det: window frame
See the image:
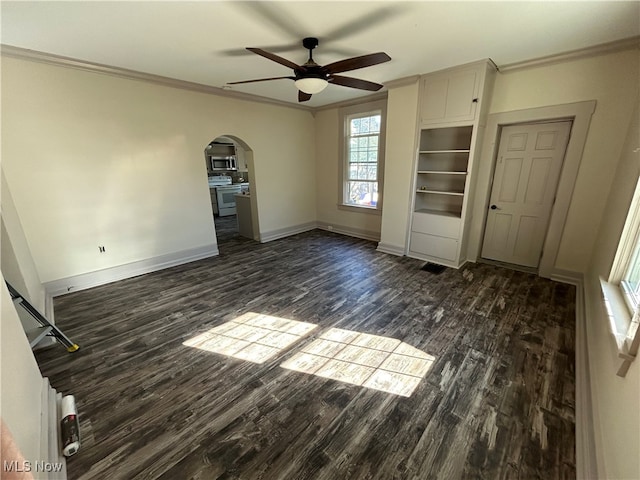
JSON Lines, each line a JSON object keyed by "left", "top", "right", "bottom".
{"left": 605, "top": 174, "right": 640, "bottom": 376}
{"left": 338, "top": 100, "right": 387, "bottom": 214}
{"left": 610, "top": 176, "right": 640, "bottom": 311}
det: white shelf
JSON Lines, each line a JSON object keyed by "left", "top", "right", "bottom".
{"left": 419, "top": 149, "right": 471, "bottom": 154}
{"left": 416, "top": 189, "right": 464, "bottom": 196}
{"left": 417, "top": 170, "right": 467, "bottom": 175}
{"left": 414, "top": 208, "right": 462, "bottom": 218}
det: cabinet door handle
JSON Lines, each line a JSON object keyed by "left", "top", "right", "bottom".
{"left": 472, "top": 98, "right": 479, "bottom": 103}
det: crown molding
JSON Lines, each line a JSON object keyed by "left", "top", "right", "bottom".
{"left": 384, "top": 75, "right": 420, "bottom": 89}
{"left": 313, "top": 91, "right": 388, "bottom": 113}
{"left": 498, "top": 35, "right": 640, "bottom": 72}
{"left": 0, "top": 44, "right": 313, "bottom": 112}
{"left": 4, "top": 36, "right": 638, "bottom": 112}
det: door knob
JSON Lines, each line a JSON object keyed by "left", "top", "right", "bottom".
{"left": 490, "top": 205, "right": 498, "bottom": 210}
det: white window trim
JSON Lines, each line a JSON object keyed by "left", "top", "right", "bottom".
{"left": 338, "top": 99, "right": 387, "bottom": 214}
{"left": 601, "top": 175, "right": 640, "bottom": 377}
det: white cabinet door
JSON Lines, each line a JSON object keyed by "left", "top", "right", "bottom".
{"left": 236, "top": 147, "right": 248, "bottom": 172}
{"left": 419, "top": 67, "right": 479, "bottom": 125}
{"left": 410, "top": 232, "right": 458, "bottom": 261}
{"left": 481, "top": 121, "right": 572, "bottom": 268}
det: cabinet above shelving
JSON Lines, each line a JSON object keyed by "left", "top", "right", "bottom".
{"left": 419, "top": 65, "right": 481, "bottom": 126}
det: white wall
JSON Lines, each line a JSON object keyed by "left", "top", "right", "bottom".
{"left": 0, "top": 274, "right": 44, "bottom": 467}
{"left": 486, "top": 48, "right": 639, "bottom": 273}
{"left": 1, "top": 56, "right": 316, "bottom": 285}
{"left": 378, "top": 81, "right": 419, "bottom": 253}
{"left": 584, "top": 98, "right": 639, "bottom": 480}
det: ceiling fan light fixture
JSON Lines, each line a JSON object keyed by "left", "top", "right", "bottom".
{"left": 295, "top": 77, "right": 328, "bottom": 94}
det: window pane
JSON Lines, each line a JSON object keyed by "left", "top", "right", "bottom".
{"left": 360, "top": 116, "right": 370, "bottom": 133}
{"left": 370, "top": 115, "right": 380, "bottom": 133}
{"left": 350, "top": 118, "right": 361, "bottom": 135}
{"left": 346, "top": 181, "right": 378, "bottom": 207}
{"left": 623, "top": 239, "right": 640, "bottom": 307}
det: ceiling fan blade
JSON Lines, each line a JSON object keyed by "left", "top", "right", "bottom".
{"left": 221, "top": 44, "right": 299, "bottom": 57}
{"left": 247, "top": 48, "right": 306, "bottom": 72}
{"left": 329, "top": 75, "right": 384, "bottom": 92}
{"left": 227, "top": 76, "right": 295, "bottom": 85}
{"left": 298, "top": 91, "right": 312, "bottom": 102}
{"left": 324, "top": 52, "right": 391, "bottom": 74}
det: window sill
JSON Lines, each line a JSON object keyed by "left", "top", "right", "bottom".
{"left": 338, "top": 204, "right": 382, "bottom": 216}
{"left": 600, "top": 277, "right": 640, "bottom": 377}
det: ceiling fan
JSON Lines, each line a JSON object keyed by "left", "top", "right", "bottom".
{"left": 227, "top": 37, "right": 391, "bottom": 102}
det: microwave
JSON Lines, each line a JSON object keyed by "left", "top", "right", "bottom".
{"left": 209, "top": 157, "right": 237, "bottom": 171}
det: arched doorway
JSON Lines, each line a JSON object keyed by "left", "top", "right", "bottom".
{"left": 204, "top": 135, "right": 259, "bottom": 247}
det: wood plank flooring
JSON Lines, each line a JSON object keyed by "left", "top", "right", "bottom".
{"left": 35, "top": 230, "right": 576, "bottom": 479}
{"left": 214, "top": 214, "right": 239, "bottom": 244}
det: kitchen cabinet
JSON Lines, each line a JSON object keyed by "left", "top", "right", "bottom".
{"left": 235, "top": 147, "right": 248, "bottom": 172}
{"left": 408, "top": 60, "right": 496, "bottom": 267}
{"left": 235, "top": 194, "right": 253, "bottom": 239}
{"left": 206, "top": 143, "right": 237, "bottom": 173}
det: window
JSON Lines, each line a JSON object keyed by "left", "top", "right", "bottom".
{"left": 611, "top": 175, "right": 640, "bottom": 313}
{"left": 620, "top": 225, "right": 640, "bottom": 313}
{"left": 605, "top": 174, "right": 640, "bottom": 376}
{"left": 340, "top": 100, "right": 386, "bottom": 211}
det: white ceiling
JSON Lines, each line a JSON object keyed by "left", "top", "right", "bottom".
{"left": 2, "top": 1, "right": 639, "bottom": 108}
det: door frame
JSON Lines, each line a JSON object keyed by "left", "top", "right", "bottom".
{"left": 467, "top": 100, "right": 596, "bottom": 278}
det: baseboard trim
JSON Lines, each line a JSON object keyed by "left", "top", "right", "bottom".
{"left": 376, "top": 242, "right": 406, "bottom": 256}
{"left": 44, "top": 291, "right": 55, "bottom": 324}
{"left": 259, "top": 222, "right": 317, "bottom": 243}
{"left": 44, "top": 243, "right": 219, "bottom": 297}
{"left": 316, "top": 222, "right": 380, "bottom": 242}
{"left": 549, "top": 268, "right": 584, "bottom": 286}
{"left": 537, "top": 268, "right": 598, "bottom": 477}
{"left": 556, "top": 271, "right": 599, "bottom": 479}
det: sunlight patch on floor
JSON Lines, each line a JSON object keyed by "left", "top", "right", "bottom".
{"left": 183, "top": 312, "right": 317, "bottom": 364}
{"left": 281, "top": 328, "right": 436, "bottom": 397}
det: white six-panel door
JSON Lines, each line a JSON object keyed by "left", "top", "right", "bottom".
{"left": 481, "top": 121, "right": 572, "bottom": 268}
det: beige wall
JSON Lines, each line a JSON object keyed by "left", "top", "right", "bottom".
{"left": 487, "top": 49, "right": 639, "bottom": 273}
{"left": 584, "top": 99, "right": 639, "bottom": 480}
{"left": 0, "top": 275, "right": 44, "bottom": 466}
{"left": 1, "top": 56, "right": 316, "bottom": 284}
{"left": 378, "top": 82, "right": 420, "bottom": 252}
{"left": 1, "top": 171, "right": 46, "bottom": 307}
{"left": 314, "top": 106, "right": 383, "bottom": 239}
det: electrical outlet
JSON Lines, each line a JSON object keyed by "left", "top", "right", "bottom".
{"left": 98, "top": 246, "right": 106, "bottom": 253}
{"left": 327, "top": 225, "right": 334, "bottom": 231}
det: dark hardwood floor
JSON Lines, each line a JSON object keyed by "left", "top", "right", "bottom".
{"left": 35, "top": 230, "right": 576, "bottom": 480}
{"left": 214, "top": 214, "right": 239, "bottom": 244}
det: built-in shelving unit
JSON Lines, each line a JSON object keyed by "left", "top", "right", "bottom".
{"left": 414, "top": 126, "right": 473, "bottom": 218}
{"left": 407, "top": 60, "right": 496, "bottom": 267}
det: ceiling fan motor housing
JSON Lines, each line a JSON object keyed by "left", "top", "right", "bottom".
{"left": 302, "top": 37, "right": 319, "bottom": 51}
